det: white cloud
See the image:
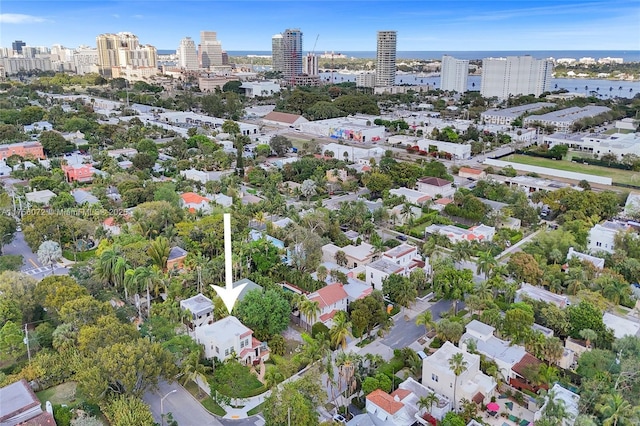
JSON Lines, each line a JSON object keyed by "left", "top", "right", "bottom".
{"left": 0, "top": 13, "right": 48, "bottom": 24}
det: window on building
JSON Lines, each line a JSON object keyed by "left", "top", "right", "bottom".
{"left": 225, "top": 348, "right": 229, "bottom": 356}
{"left": 596, "top": 242, "right": 602, "bottom": 247}
{"left": 215, "top": 346, "right": 219, "bottom": 354}
{"left": 245, "top": 339, "right": 249, "bottom": 347}
{"left": 240, "top": 339, "right": 245, "bottom": 348}
{"left": 432, "top": 374, "right": 438, "bottom": 382}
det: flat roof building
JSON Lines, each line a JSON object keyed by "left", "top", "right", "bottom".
{"left": 440, "top": 55, "right": 469, "bottom": 93}
{"left": 524, "top": 106, "right": 611, "bottom": 132}
{"left": 480, "top": 102, "right": 555, "bottom": 125}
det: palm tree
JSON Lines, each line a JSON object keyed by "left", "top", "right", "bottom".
{"left": 476, "top": 250, "right": 497, "bottom": 279}
{"left": 579, "top": 328, "right": 598, "bottom": 348}
{"left": 329, "top": 311, "right": 352, "bottom": 350}
{"left": 336, "top": 351, "right": 360, "bottom": 398}
{"left": 602, "top": 279, "right": 630, "bottom": 305}
{"left": 113, "top": 256, "right": 131, "bottom": 299}
{"left": 316, "top": 265, "right": 328, "bottom": 283}
{"left": 148, "top": 236, "right": 170, "bottom": 271}
{"left": 536, "top": 364, "right": 559, "bottom": 389}
{"left": 451, "top": 241, "right": 473, "bottom": 265}
{"left": 334, "top": 250, "right": 348, "bottom": 267}
{"left": 95, "top": 246, "right": 120, "bottom": 285}
{"left": 596, "top": 393, "right": 638, "bottom": 426}
{"left": 418, "top": 392, "right": 440, "bottom": 415}
{"left": 449, "top": 352, "right": 468, "bottom": 412}
{"left": 542, "top": 336, "right": 564, "bottom": 366}
{"left": 264, "top": 368, "right": 284, "bottom": 389}
{"left": 401, "top": 202, "right": 413, "bottom": 224}
{"left": 181, "top": 351, "right": 211, "bottom": 397}
{"left": 415, "top": 310, "right": 435, "bottom": 335}
{"left": 299, "top": 299, "right": 320, "bottom": 330}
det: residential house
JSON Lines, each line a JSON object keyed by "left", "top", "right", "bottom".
{"left": 249, "top": 229, "right": 291, "bottom": 265}
{"left": 0, "top": 379, "right": 56, "bottom": 426}
{"left": 422, "top": 341, "right": 496, "bottom": 410}
{"left": 353, "top": 378, "right": 451, "bottom": 426}
{"left": 458, "top": 167, "right": 486, "bottom": 180}
{"left": 534, "top": 384, "right": 580, "bottom": 426}
{"left": 365, "top": 245, "right": 428, "bottom": 291}
{"left": 181, "top": 293, "right": 214, "bottom": 331}
{"left": 167, "top": 246, "right": 188, "bottom": 271}
{"left": 515, "top": 283, "right": 569, "bottom": 309}
{"left": 388, "top": 204, "right": 422, "bottom": 226}
{"left": 271, "top": 217, "right": 294, "bottom": 229}
{"left": 300, "top": 283, "right": 349, "bottom": 327}
{"left": 510, "top": 353, "right": 546, "bottom": 393}
{"left": 107, "top": 148, "right": 138, "bottom": 158}
{"left": 322, "top": 242, "right": 376, "bottom": 268}
{"left": 62, "top": 163, "right": 96, "bottom": 183}
{"left": 459, "top": 320, "right": 527, "bottom": 382}
{"left": 232, "top": 278, "right": 263, "bottom": 302}
{"left": 179, "top": 168, "right": 233, "bottom": 184}
{"left": 566, "top": 247, "right": 605, "bottom": 270}
{"left": 102, "top": 217, "right": 121, "bottom": 236}
{"left": 388, "top": 187, "right": 432, "bottom": 205}
{"left": 415, "top": 177, "right": 455, "bottom": 199}
{"left": 180, "top": 192, "right": 213, "bottom": 214}
{"left": 424, "top": 224, "right": 495, "bottom": 244}
{"left": 23, "top": 121, "right": 53, "bottom": 132}
{"left": 194, "top": 315, "right": 269, "bottom": 365}
{"left": 71, "top": 188, "right": 100, "bottom": 205}
{"left": 587, "top": 221, "right": 630, "bottom": 254}
{"left": 211, "top": 193, "right": 233, "bottom": 208}
{"left": 25, "top": 189, "right": 56, "bottom": 206}
{"left": 0, "top": 160, "right": 11, "bottom": 176}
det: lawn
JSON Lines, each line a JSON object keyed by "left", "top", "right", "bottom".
{"left": 502, "top": 154, "right": 640, "bottom": 186}
{"left": 36, "top": 382, "right": 79, "bottom": 406}
{"left": 246, "top": 402, "right": 265, "bottom": 416}
{"left": 183, "top": 381, "right": 226, "bottom": 416}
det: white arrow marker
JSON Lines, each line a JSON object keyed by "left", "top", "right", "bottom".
{"left": 212, "top": 213, "right": 246, "bottom": 314}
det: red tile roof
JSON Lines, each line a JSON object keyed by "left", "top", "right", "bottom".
{"left": 263, "top": 111, "right": 303, "bottom": 124}
{"left": 181, "top": 192, "right": 210, "bottom": 204}
{"left": 18, "top": 411, "right": 56, "bottom": 425}
{"left": 418, "top": 177, "right": 452, "bottom": 187}
{"left": 390, "top": 388, "right": 412, "bottom": 401}
{"left": 103, "top": 217, "right": 115, "bottom": 226}
{"left": 435, "top": 198, "right": 453, "bottom": 205}
{"left": 472, "top": 392, "right": 485, "bottom": 404}
{"left": 309, "top": 283, "right": 348, "bottom": 309}
{"left": 459, "top": 167, "right": 484, "bottom": 175}
{"left": 512, "top": 353, "right": 543, "bottom": 378}
{"left": 319, "top": 309, "right": 339, "bottom": 322}
{"left": 367, "top": 389, "right": 404, "bottom": 415}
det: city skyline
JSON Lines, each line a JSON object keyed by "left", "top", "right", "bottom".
{"left": 1, "top": 0, "right": 638, "bottom": 52}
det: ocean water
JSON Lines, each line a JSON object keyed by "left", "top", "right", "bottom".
{"left": 320, "top": 73, "right": 640, "bottom": 99}
{"left": 229, "top": 50, "right": 640, "bottom": 62}
{"left": 158, "top": 50, "right": 640, "bottom": 62}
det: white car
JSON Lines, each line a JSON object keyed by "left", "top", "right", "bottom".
{"left": 333, "top": 414, "right": 346, "bottom": 424}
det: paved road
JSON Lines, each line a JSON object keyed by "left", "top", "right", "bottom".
{"left": 144, "top": 381, "right": 265, "bottom": 426}
{"left": 381, "top": 299, "right": 460, "bottom": 349}
{"left": 2, "top": 231, "right": 70, "bottom": 280}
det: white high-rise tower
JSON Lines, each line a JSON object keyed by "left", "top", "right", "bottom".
{"left": 440, "top": 55, "right": 469, "bottom": 93}
{"left": 178, "top": 37, "right": 198, "bottom": 70}
{"left": 200, "top": 31, "right": 223, "bottom": 68}
{"left": 375, "top": 30, "right": 396, "bottom": 87}
{"left": 481, "top": 56, "right": 553, "bottom": 99}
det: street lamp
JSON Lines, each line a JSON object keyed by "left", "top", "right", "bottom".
{"left": 160, "top": 389, "right": 177, "bottom": 426}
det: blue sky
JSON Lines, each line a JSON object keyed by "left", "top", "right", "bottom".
{"left": 1, "top": 0, "right": 639, "bottom": 51}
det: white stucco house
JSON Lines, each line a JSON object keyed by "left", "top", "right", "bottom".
{"left": 194, "top": 315, "right": 269, "bottom": 365}
{"left": 587, "top": 221, "right": 630, "bottom": 254}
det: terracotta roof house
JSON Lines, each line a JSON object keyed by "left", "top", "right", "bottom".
{"left": 301, "top": 283, "right": 349, "bottom": 327}
{"left": 510, "top": 353, "right": 547, "bottom": 393}
{"left": 458, "top": 167, "right": 486, "bottom": 180}
{"left": 62, "top": 163, "right": 96, "bottom": 183}
{"left": 180, "top": 192, "right": 212, "bottom": 214}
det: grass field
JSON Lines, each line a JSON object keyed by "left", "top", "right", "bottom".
{"left": 502, "top": 154, "right": 640, "bottom": 186}
{"left": 183, "top": 381, "right": 226, "bottom": 416}
{"left": 36, "top": 382, "right": 79, "bottom": 406}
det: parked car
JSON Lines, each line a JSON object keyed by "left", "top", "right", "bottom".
{"left": 333, "top": 414, "right": 346, "bottom": 424}
{"left": 396, "top": 234, "right": 408, "bottom": 241}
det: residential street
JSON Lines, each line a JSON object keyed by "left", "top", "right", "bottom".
{"left": 3, "top": 231, "right": 70, "bottom": 279}
{"left": 144, "top": 381, "right": 266, "bottom": 426}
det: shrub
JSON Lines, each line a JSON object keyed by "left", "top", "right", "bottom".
{"left": 311, "top": 322, "right": 330, "bottom": 339}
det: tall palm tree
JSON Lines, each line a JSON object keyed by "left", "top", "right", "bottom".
{"left": 602, "top": 279, "right": 630, "bottom": 305}
{"left": 415, "top": 310, "right": 435, "bottom": 335}
{"left": 299, "top": 299, "right": 320, "bottom": 330}
{"left": 181, "top": 351, "right": 211, "bottom": 397}
{"left": 418, "top": 392, "right": 440, "bottom": 415}
{"left": 596, "top": 393, "right": 638, "bottom": 426}
{"left": 449, "top": 352, "right": 468, "bottom": 412}
{"left": 329, "top": 311, "right": 352, "bottom": 350}
{"left": 476, "top": 250, "right": 497, "bottom": 279}
{"left": 401, "top": 202, "right": 413, "bottom": 224}
{"left": 113, "top": 256, "right": 131, "bottom": 299}
{"left": 95, "top": 246, "right": 120, "bottom": 285}
{"left": 451, "top": 241, "right": 473, "bottom": 265}
{"left": 316, "top": 265, "right": 328, "bottom": 283}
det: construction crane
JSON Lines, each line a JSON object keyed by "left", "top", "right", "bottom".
{"left": 311, "top": 34, "right": 319, "bottom": 55}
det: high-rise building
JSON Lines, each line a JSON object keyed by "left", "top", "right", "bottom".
{"left": 303, "top": 53, "right": 318, "bottom": 76}
{"left": 440, "top": 55, "right": 469, "bottom": 93}
{"left": 271, "top": 34, "right": 284, "bottom": 74}
{"left": 200, "top": 31, "right": 223, "bottom": 68}
{"left": 375, "top": 31, "right": 396, "bottom": 87}
{"left": 481, "top": 56, "right": 553, "bottom": 99}
{"left": 12, "top": 40, "right": 26, "bottom": 55}
{"left": 96, "top": 32, "right": 157, "bottom": 77}
{"left": 281, "top": 29, "right": 303, "bottom": 84}
{"left": 178, "top": 37, "right": 198, "bottom": 70}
